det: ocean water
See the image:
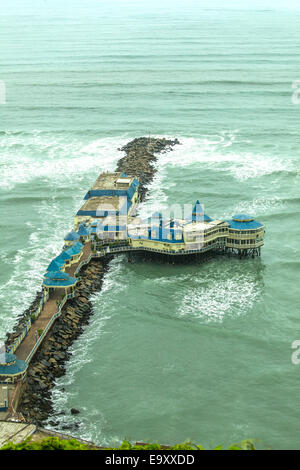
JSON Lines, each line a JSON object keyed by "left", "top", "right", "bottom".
{"left": 1, "top": 0, "right": 300, "bottom": 449}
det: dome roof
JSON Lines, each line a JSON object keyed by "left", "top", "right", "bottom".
{"left": 232, "top": 214, "right": 254, "bottom": 222}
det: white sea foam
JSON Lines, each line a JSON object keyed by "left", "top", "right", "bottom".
{"left": 136, "top": 132, "right": 295, "bottom": 220}
{"left": 177, "top": 274, "right": 262, "bottom": 323}
{"left": 0, "top": 134, "right": 127, "bottom": 191}
{"left": 214, "top": 195, "right": 286, "bottom": 222}
{"left": 148, "top": 133, "right": 295, "bottom": 182}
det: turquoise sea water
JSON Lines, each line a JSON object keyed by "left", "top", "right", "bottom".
{"left": 1, "top": 0, "right": 300, "bottom": 449}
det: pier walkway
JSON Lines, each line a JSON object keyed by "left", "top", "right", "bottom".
{"left": 14, "top": 243, "right": 92, "bottom": 362}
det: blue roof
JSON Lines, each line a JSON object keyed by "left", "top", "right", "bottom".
{"left": 72, "top": 242, "right": 83, "bottom": 250}
{"left": 44, "top": 271, "right": 71, "bottom": 280}
{"left": 0, "top": 358, "right": 27, "bottom": 376}
{"left": 56, "top": 250, "right": 73, "bottom": 262}
{"left": 227, "top": 219, "right": 264, "bottom": 230}
{"left": 64, "top": 231, "right": 80, "bottom": 241}
{"left": 43, "top": 276, "right": 77, "bottom": 288}
{"left": 46, "top": 259, "right": 65, "bottom": 272}
{"left": 0, "top": 352, "right": 16, "bottom": 366}
{"left": 78, "top": 224, "right": 90, "bottom": 236}
{"left": 193, "top": 200, "right": 204, "bottom": 214}
{"left": 66, "top": 243, "right": 83, "bottom": 255}
{"left": 189, "top": 200, "right": 212, "bottom": 222}
{"left": 83, "top": 178, "right": 139, "bottom": 202}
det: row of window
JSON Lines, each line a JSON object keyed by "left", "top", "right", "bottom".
{"left": 228, "top": 229, "right": 263, "bottom": 234}
{"left": 227, "top": 239, "right": 256, "bottom": 245}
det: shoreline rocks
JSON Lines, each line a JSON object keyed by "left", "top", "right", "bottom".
{"left": 16, "top": 136, "right": 180, "bottom": 426}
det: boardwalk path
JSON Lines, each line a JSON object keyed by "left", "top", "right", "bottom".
{"left": 15, "top": 243, "right": 92, "bottom": 362}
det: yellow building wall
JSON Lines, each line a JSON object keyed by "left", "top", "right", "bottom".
{"left": 130, "top": 238, "right": 185, "bottom": 252}
{"left": 225, "top": 228, "right": 265, "bottom": 249}
{"left": 64, "top": 251, "right": 83, "bottom": 268}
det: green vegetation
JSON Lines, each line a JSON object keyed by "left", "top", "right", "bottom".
{"left": 0, "top": 437, "right": 257, "bottom": 451}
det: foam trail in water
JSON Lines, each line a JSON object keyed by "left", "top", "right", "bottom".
{"left": 0, "top": 135, "right": 128, "bottom": 337}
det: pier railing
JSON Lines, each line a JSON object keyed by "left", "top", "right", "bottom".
{"left": 7, "top": 297, "right": 45, "bottom": 355}
{"left": 94, "top": 242, "right": 223, "bottom": 256}
{"left": 25, "top": 294, "right": 69, "bottom": 364}
{"left": 7, "top": 319, "right": 32, "bottom": 355}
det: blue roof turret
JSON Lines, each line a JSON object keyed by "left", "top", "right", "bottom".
{"left": 232, "top": 214, "right": 255, "bottom": 222}
{"left": 189, "top": 200, "right": 212, "bottom": 222}
{"left": 228, "top": 214, "right": 264, "bottom": 230}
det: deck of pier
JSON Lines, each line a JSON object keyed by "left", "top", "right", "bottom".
{"left": 14, "top": 242, "right": 92, "bottom": 362}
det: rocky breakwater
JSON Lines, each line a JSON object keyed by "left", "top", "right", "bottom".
{"left": 16, "top": 136, "right": 180, "bottom": 427}
{"left": 117, "top": 137, "right": 180, "bottom": 201}
{"left": 18, "top": 259, "right": 110, "bottom": 427}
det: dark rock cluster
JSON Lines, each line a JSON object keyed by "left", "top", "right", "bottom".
{"left": 117, "top": 137, "right": 180, "bottom": 201}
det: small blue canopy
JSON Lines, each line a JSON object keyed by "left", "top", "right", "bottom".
{"left": 64, "top": 246, "right": 76, "bottom": 257}
{"left": 64, "top": 231, "right": 80, "bottom": 241}
{"left": 72, "top": 242, "right": 83, "bottom": 251}
{"left": 56, "top": 250, "right": 73, "bottom": 262}
{"left": 78, "top": 224, "right": 90, "bottom": 237}
{"left": 0, "top": 352, "right": 16, "bottom": 366}
{"left": 0, "top": 357, "right": 27, "bottom": 376}
{"left": 65, "top": 244, "right": 82, "bottom": 256}
{"left": 43, "top": 276, "right": 77, "bottom": 288}
{"left": 46, "top": 259, "right": 65, "bottom": 272}
{"left": 44, "top": 271, "right": 70, "bottom": 280}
